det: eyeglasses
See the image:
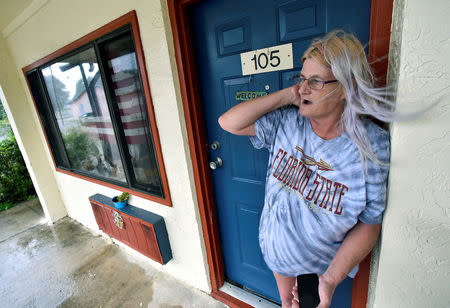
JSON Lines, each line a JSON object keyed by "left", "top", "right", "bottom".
{"left": 297, "top": 76, "right": 338, "bottom": 90}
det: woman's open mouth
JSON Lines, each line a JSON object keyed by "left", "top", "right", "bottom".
{"left": 302, "top": 99, "right": 313, "bottom": 105}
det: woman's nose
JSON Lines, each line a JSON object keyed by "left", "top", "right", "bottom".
{"left": 299, "top": 80, "right": 311, "bottom": 95}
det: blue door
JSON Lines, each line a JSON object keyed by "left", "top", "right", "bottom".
{"left": 191, "top": 0, "right": 371, "bottom": 305}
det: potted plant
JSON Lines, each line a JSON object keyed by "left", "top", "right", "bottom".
{"left": 112, "top": 192, "right": 129, "bottom": 209}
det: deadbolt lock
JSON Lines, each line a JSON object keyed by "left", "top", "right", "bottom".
{"left": 210, "top": 141, "right": 220, "bottom": 150}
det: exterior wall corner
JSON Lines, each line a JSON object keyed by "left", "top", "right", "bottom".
{"left": 0, "top": 35, "right": 67, "bottom": 223}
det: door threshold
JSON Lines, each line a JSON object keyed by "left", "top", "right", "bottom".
{"left": 219, "top": 282, "right": 280, "bottom": 308}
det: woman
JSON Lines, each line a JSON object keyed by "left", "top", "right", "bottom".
{"left": 219, "top": 30, "right": 391, "bottom": 308}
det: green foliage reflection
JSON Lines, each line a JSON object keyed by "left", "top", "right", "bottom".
{"left": 63, "top": 128, "right": 99, "bottom": 170}
{"left": 0, "top": 136, "right": 36, "bottom": 210}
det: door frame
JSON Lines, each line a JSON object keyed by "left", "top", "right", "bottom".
{"left": 167, "top": 0, "right": 394, "bottom": 306}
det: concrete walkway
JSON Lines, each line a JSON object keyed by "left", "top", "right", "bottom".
{"left": 0, "top": 200, "right": 228, "bottom": 308}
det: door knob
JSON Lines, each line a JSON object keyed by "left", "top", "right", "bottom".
{"left": 209, "top": 157, "right": 223, "bottom": 170}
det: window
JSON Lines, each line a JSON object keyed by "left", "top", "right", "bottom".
{"left": 24, "top": 12, "right": 170, "bottom": 205}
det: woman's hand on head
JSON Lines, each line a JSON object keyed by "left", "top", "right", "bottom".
{"left": 289, "top": 84, "right": 302, "bottom": 107}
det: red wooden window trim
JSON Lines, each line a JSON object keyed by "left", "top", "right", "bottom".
{"left": 23, "top": 11, "right": 172, "bottom": 207}
{"left": 170, "top": 0, "right": 394, "bottom": 307}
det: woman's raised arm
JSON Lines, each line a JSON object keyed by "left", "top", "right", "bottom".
{"left": 218, "top": 86, "right": 300, "bottom": 136}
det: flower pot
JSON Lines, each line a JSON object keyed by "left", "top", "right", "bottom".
{"left": 112, "top": 196, "right": 127, "bottom": 209}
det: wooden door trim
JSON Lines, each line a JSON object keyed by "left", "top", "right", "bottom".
{"left": 167, "top": 0, "right": 394, "bottom": 306}
{"left": 167, "top": 0, "right": 225, "bottom": 292}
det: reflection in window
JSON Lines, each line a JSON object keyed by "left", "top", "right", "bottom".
{"left": 102, "top": 34, "right": 162, "bottom": 191}
{"left": 26, "top": 24, "right": 166, "bottom": 200}
{"left": 42, "top": 48, "right": 126, "bottom": 182}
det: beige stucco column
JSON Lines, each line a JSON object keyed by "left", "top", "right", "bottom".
{"left": 371, "top": 0, "right": 450, "bottom": 307}
{"left": 0, "top": 35, "right": 66, "bottom": 223}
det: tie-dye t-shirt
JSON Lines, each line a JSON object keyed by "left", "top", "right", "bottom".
{"left": 249, "top": 106, "right": 390, "bottom": 277}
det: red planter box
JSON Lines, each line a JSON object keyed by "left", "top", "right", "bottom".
{"left": 89, "top": 194, "right": 172, "bottom": 264}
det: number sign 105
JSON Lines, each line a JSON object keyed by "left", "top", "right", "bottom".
{"left": 240, "top": 43, "right": 293, "bottom": 76}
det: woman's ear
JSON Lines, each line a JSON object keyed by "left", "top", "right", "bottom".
{"left": 338, "top": 84, "right": 347, "bottom": 102}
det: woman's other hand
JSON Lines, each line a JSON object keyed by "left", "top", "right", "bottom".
{"left": 316, "top": 274, "right": 336, "bottom": 308}
{"left": 290, "top": 274, "right": 336, "bottom": 308}
{"left": 291, "top": 279, "right": 299, "bottom": 308}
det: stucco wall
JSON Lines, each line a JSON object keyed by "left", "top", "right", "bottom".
{"left": 373, "top": 0, "right": 450, "bottom": 307}
{"left": 0, "top": 36, "right": 67, "bottom": 222}
{"left": 2, "top": 0, "right": 210, "bottom": 292}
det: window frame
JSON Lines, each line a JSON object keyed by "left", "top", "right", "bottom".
{"left": 23, "top": 11, "right": 172, "bottom": 206}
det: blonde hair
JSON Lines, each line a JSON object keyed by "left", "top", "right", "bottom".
{"left": 301, "top": 30, "right": 396, "bottom": 168}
